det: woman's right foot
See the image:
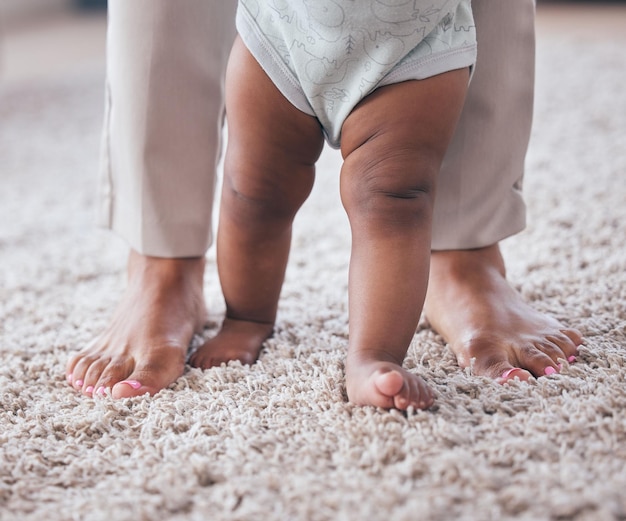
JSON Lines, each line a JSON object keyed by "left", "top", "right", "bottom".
{"left": 66, "top": 250, "right": 208, "bottom": 398}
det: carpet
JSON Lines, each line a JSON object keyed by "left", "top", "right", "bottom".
{"left": 1, "top": 16, "right": 625, "bottom": 521}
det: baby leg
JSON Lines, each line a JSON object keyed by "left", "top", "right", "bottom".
{"left": 339, "top": 71, "right": 469, "bottom": 410}
{"left": 190, "top": 37, "right": 324, "bottom": 369}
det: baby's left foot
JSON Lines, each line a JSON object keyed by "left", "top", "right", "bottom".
{"left": 190, "top": 317, "right": 273, "bottom": 368}
{"left": 345, "top": 354, "right": 434, "bottom": 410}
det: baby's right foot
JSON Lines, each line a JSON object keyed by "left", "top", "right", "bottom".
{"left": 189, "top": 317, "right": 273, "bottom": 368}
{"left": 345, "top": 353, "right": 435, "bottom": 410}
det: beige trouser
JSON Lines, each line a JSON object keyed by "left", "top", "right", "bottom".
{"left": 98, "top": 0, "right": 535, "bottom": 257}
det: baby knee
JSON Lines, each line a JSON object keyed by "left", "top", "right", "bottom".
{"left": 340, "top": 157, "right": 437, "bottom": 227}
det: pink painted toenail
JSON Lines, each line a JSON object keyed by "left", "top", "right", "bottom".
{"left": 96, "top": 386, "right": 107, "bottom": 396}
{"left": 119, "top": 380, "right": 142, "bottom": 390}
{"left": 74, "top": 379, "right": 84, "bottom": 388}
{"left": 85, "top": 386, "right": 94, "bottom": 394}
{"left": 568, "top": 356, "right": 577, "bottom": 363}
{"left": 67, "top": 373, "right": 73, "bottom": 383}
{"left": 501, "top": 368, "right": 524, "bottom": 379}
{"left": 544, "top": 366, "right": 557, "bottom": 376}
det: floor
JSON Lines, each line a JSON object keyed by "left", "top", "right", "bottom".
{"left": 0, "top": 8, "right": 107, "bottom": 87}
{"left": 537, "top": 2, "right": 626, "bottom": 41}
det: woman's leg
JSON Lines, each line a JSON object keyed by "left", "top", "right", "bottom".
{"left": 426, "top": 0, "right": 582, "bottom": 382}
{"left": 67, "top": 0, "right": 237, "bottom": 398}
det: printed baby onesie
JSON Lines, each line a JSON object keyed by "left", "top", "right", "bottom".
{"left": 236, "top": 0, "right": 477, "bottom": 147}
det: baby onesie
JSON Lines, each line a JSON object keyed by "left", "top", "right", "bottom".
{"left": 237, "top": 0, "right": 477, "bottom": 147}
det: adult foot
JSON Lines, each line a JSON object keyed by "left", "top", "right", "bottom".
{"left": 345, "top": 352, "right": 435, "bottom": 410}
{"left": 66, "top": 250, "right": 207, "bottom": 398}
{"left": 425, "top": 244, "right": 583, "bottom": 383}
{"left": 189, "top": 317, "right": 273, "bottom": 368}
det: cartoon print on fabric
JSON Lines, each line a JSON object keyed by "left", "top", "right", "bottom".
{"left": 303, "top": 0, "right": 345, "bottom": 42}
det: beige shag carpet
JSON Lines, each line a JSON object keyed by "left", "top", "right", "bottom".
{"left": 1, "top": 14, "right": 625, "bottom": 521}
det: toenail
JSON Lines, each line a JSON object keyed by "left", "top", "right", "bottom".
{"left": 501, "top": 368, "right": 524, "bottom": 379}
{"left": 85, "top": 386, "right": 94, "bottom": 394}
{"left": 74, "top": 379, "right": 84, "bottom": 388}
{"left": 67, "top": 373, "right": 73, "bottom": 383}
{"left": 96, "top": 386, "right": 107, "bottom": 396}
{"left": 119, "top": 380, "right": 142, "bottom": 390}
{"left": 544, "top": 366, "right": 557, "bottom": 376}
{"left": 568, "top": 356, "right": 577, "bottom": 363}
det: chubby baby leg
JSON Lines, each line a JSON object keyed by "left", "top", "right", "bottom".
{"left": 190, "top": 37, "right": 324, "bottom": 369}
{"left": 339, "top": 70, "right": 470, "bottom": 410}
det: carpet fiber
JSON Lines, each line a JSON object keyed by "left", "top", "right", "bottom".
{"left": 1, "top": 17, "right": 625, "bottom": 521}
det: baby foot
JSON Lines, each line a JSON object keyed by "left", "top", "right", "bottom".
{"left": 190, "top": 317, "right": 273, "bottom": 368}
{"left": 346, "top": 355, "right": 435, "bottom": 410}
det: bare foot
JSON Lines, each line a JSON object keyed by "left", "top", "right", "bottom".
{"left": 425, "top": 244, "right": 583, "bottom": 383}
{"left": 66, "top": 250, "right": 207, "bottom": 398}
{"left": 345, "top": 352, "right": 435, "bottom": 410}
{"left": 189, "top": 317, "right": 273, "bottom": 368}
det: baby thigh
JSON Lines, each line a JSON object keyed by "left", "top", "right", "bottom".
{"left": 224, "top": 37, "right": 324, "bottom": 226}
{"left": 340, "top": 70, "right": 471, "bottom": 241}
{"left": 339, "top": 70, "right": 469, "bottom": 355}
